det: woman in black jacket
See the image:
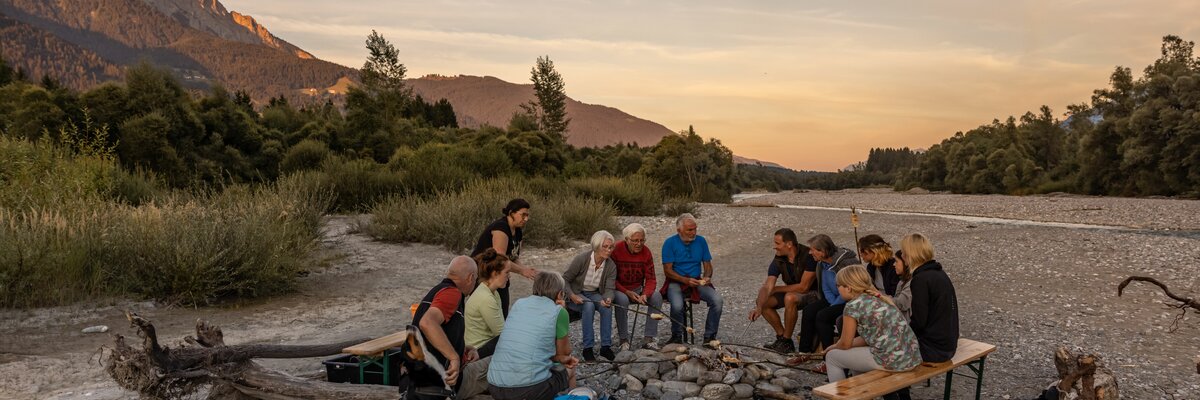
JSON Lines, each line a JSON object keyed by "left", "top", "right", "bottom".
{"left": 900, "top": 233, "right": 959, "bottom": 363}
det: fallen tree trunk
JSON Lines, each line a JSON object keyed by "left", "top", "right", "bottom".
{"left": 103, "top": 311, "right": 394, "bottom": 399}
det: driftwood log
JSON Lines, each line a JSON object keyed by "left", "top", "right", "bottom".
{"left": 103, "top": 311, "right": 394, "bottom": 399}
{"left": 1053, "top": 347, "right": 1119, "bottom": 400}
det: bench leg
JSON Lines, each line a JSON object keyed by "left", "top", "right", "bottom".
{"left": 969, "top": 356, "right": 987, "bottom": 400}
{"left": 943, "top": 369, "right": 954, "bottom": 400}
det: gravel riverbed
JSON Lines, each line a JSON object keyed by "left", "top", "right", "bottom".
{"left": 2, "top": 190, "right": 1198, "bottom": 399}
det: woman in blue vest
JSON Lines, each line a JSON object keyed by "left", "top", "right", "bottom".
{"left": 487, "top": 272, "right": 579, "bottom": 400}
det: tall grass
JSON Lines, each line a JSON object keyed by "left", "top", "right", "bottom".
{"left": 0, "top": 137, "right": 331, "bottom": 308}
{"left": 566, "top": 175, "right": 663, "bottom": 216}
{"left": 365, "top": 177, "right": 618, "bottom": 251}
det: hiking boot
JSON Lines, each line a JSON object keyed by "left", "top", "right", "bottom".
{"left": 582, "top": 347, "right": 596, "bottom": 361}
{"left": 666, "top": 334, "right": 683, "bottom": 344}
{"left": 618, "top": 339, "right": 631, "bottom": 351}
{"left": 599, "top": 346, "right": 616, "bottom": 360}
{"left": 642, "top": 337, "right": 660, "bottom": 350}
{"left": 766, "top": 337, "right": 796, "bottom": 353}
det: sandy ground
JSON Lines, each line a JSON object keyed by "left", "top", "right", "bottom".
{"left": 2, "top": 189, "right": 1199, "bottom": 399}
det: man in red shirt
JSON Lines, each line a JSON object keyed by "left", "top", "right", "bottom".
{"left": 611, "top": 223, "right": 664, "bottom": 350}
{"left": 406, "top": 256, "right": 485, "bottom": 398}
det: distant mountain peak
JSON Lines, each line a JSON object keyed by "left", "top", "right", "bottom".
{"left": 138, "top": 0, "right": 312, "bottom": 58}
{"left": 229, "top": 11, "right": 313, "bottom": 59}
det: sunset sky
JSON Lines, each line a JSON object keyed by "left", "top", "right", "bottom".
{"left": 224, "top": 0, "right": 1200, "bottom": 171}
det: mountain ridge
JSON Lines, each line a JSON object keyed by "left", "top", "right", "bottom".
{"left": 0, "top": 0, "right": 792, "bottom": 165}
{"left": 407, "top": 74, "right": 674, "bottom": 148}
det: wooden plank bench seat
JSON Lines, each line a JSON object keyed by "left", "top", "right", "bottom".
{"left": 336, "top": 331, "right": 411, "bottom": 386}
{"left": 813, "top": 338, "right": 996, "bottom": 400}
{"left": 343, "top": 331, "right": 409, "bottom": 357}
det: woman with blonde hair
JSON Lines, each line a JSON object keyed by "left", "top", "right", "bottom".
{"left": 900, "top": 233, "right": 959, "bottom": 363}
{"left": 823, "top": 265, "right": 920, "bottom": 384}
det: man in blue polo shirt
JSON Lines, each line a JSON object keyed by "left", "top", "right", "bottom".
{"left": 661, "top": 213, "right": 724, "bottom": 345}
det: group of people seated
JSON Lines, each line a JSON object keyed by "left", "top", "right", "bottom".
{"left": 750, "top": 229, "right": 960, "bottom": 399}
{"left": 400, "top": 198, "right": 959, "bottom": 400}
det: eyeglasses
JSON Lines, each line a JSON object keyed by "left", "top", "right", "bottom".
{"left": 627, "top": 238, "right": 645, "bottom": 244}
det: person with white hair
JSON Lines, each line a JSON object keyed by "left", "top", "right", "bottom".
{"left": 488, "top": 272, "right": 579, "bottom": 400}
{"left": 561, "top": 230, "right": 618, "bottom": 361}
{"left": 661, "top": 213, "right": 723, "bottom": 345}
{"left": 610, "top": 223, "right": 664, "bottom": 350}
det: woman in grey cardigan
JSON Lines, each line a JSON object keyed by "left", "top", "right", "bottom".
{"left": 563, "top": 230, "right": 618, "bottom": 361}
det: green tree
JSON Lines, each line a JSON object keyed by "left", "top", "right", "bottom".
{"left": 639, "top": 126, "right": 735, "bottom": 202}
{"left": 119, "top": 112, "right": 186, "bottom": 180}
{"left": 355, "top": 30, "right": 411, "bottom": 122}
{"left": 529, "top": 55, "right": 570, "bottom": 138}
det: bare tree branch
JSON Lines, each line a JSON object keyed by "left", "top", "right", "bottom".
{"left": 1117, "top": 276, "right": 1200, "bottom": 310}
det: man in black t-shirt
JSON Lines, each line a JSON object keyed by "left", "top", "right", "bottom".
{"left": 748, "top": 228, "right": 818, "bottom": 353}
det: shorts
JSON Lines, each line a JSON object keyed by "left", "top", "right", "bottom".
{"left": 771, "top": 291, "right": 818, "bottom": 309}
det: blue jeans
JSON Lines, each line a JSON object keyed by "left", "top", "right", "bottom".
{"left": 613, "top": 287, "right": 663, "bottom": 340}
{"left": 666, "top": 282, "right": 723, "bottom": 339}
{"left": 566, "top": 291, "right": 612, "bottom": 348}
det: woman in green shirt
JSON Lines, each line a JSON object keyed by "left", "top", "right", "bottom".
{"left": 466, "top": 249, "right": 510, "bottom": 358}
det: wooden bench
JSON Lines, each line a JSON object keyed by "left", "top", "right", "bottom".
{"left": 339, "top": 331, "right": 410, "bottom": 385}
{"left": 344, "top": 331, "right": 410, "bottom": 357}
{"left": 813, "top": 338, "right": 996, "bottom": 400}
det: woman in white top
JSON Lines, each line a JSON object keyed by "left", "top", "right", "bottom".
{"left": 562, "top": 231, "right": 617, "bottom": 361}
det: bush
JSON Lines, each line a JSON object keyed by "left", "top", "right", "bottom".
{"left": 566, "top": 176, "right": 663, "bottom": 216}
{"left": 662, "top": 196, "right": 699, "bottom": 218}
{"left": 1032, "top": 179, "right": 1076, "bottom": 194}
{"left": 280, "top": 139, "right": 330, "bottom": 173}
{"left": 388, "top": 142, "right": 515, "bottom": 196}
{"left": 317, "top": 156, "right": 406, "bottom": 212}
{"left": 365, "top": 177, "right": 617, "bottom": 251}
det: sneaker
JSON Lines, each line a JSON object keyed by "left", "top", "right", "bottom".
{"left": 582, "top": 347, "right": 596, "bottom": 361}
{"left": 666, "top": 334, "right": 683, "bottom": 344}
{"left": 618, "top": 339, "right": 631, "bottom": 351}
{"left": 599, "top": 346, "right": 616, "bottom": 360}
{"left": 766, "top": 337, "right": 795, "bottom": 353}
{"left": 642, "top": 337, "right": 660, "bottom": 350}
